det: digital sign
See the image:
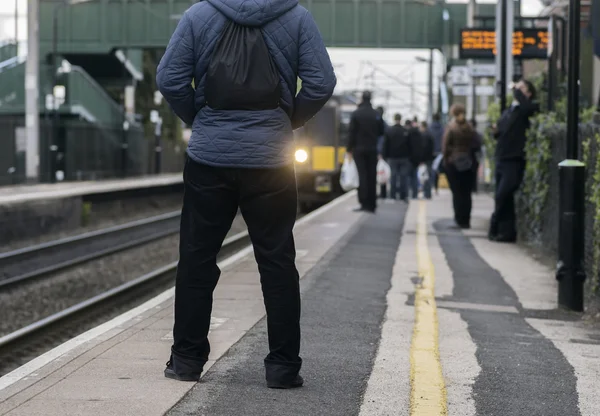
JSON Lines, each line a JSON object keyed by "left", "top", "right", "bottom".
{"left": 460, "top": 28, "right": 549, "bottom": 60}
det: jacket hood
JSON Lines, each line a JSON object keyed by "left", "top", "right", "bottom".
{"left": 206, "top": 0, "right": 299, "bottom": 26}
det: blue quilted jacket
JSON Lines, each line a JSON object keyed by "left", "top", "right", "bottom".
{"left": 156, "top": 0, "right": 337, "bottom": 168}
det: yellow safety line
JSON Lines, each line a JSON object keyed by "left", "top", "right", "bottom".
{"left": 410, "top": 200, "right": 448, "bottom": 415}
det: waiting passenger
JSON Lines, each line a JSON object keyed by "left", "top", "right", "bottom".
{"left": 429, "top": 113, "right": 445, "bottom": 195}
{"left": 469, "top": 119, "right": 484, "bottom": 194}
{"left": 443, "top": 104, "right": 477, "bottom": 229}
{"left": 157, "top": 0, "right": 336, "bottom": 388}
{"left": 382, "top": 114, "right": 412, "bottom": 202}
{"left": 418, "top": 121, "right": 435, "bottom": 200}
{"left": 406, "top": 120, "right": 422, "bottom": 199}
{"left": 488, "top": 80, "right": 539, "bottom": 242}
{"left": 347, "top": 91, "right": 385, "bottom": 213}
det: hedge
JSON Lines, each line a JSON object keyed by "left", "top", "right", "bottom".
{"left": 510, "top": 106, "right": 600, "bottom": 294}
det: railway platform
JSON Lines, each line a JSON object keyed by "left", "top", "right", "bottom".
{"left": 0, "top": 174, "right": 183, "bottom": 206}
{"left": 1, "top": 191, "right": 600, "bottom": 415}
{"left": 0, "top": 174, "right": 184, "bottom": 245}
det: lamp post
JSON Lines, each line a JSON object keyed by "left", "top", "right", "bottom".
{"left": 499, "top": 0, "right": 508, "bottom": 113}
{"left": 14, "top": 0, "right": 18, "bottom": 54}
{"left": 25, "top": 0, "right": 39, "bottom": 182}
{"left": 416, "top": 51, "right": 435, "bottom": 124}
{"left": 556, "top": 0, "right": 586, "bottom": 311}
{"left": 153, "top": 92, "right": 164, "bottom": 175}
{"left": 547, "top": 16, "right": 557, "bottom": 112}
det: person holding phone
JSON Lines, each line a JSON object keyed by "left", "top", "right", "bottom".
{"left": 488, "top": 79, "right": 539, "bottom": 242}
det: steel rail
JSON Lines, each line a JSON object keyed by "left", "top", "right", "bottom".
{"left": 0, "top": 229, "right": 250, "bottom": 349}
{"left": 0, "top": 211, "right": 181, "bottom": 289}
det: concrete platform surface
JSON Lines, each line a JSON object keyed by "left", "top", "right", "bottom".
{"left": 0, "top": 174, "right": 183, "bottom": 205}
{"left": 0, "top": 191, "right": 362, "bottom": 415}
{"left": 1, "top": 190, "right": 600, "bottom": 416}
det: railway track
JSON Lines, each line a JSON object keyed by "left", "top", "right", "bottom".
{"left": 0, "top": 211, "right": 181, "bottom": 289}
{"left": 0, "top": 230, "right": 251, "bottom": 377}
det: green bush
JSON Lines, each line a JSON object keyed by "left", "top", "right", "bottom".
{"left": 483, "top": 101, "right": 501, "bottom": 175}
{"left": 516, "top": 112, "right": 557, "bottom": 243}
{"left": 583, "top": 133, "right": 600, "bottom": 293}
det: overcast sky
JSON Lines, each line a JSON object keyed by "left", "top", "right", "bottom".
{"left": 0, "top": 0, "right": 544, "bottom": 121}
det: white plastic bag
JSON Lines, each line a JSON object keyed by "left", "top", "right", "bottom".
{"left": 418, "top": 163, "right": 429, "bottom": 184}
{"left": 340, "top": 155, "right": 360, "bottom": 191}
{"left": 377, "top": 159, "right": 391, "bottom": 185}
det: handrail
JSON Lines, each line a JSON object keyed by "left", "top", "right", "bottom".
{"left": 0, "top": 56, "right": 25, "bottom": 74}
{"left": 0, "top": 40, "right": 16, "bottom": 48}
{"left": 69, "top": 66, "right": 122, "bottom": 109}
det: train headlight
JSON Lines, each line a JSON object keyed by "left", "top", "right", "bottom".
{"left": 295, "top": 149, "right": 308, "bottom": 163}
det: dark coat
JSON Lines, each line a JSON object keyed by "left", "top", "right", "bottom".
{"left": 419, "top": 131, "right": 435, "bottom": 163}
{"left": 156, "top": 0, "right": 337, "bottom": 168}
{"left": 429, "top": 121, "right": 445, "bottom": 154}
{"left": 494, "top": 89, "right": 539, "bottom": 161}
{"left": 347, "top": 102, "right": 385, "bottom": 154}
{"left": 407, "top": 127, "right": 423, "bottom": 166}
{"left": 443, "top": 120, "right": 476, "bottom": 165}
{"left": 382, "top": 124, "right": 411, "bottom": 159}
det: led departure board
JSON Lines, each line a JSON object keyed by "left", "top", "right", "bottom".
{"left": 460, "top": 28, "right": 549, "bottom": 60}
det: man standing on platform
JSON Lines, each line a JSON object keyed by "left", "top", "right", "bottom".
{"left": 429, "top": 113, "right": 445, "bottom": 194}
{"left": 382, "top": 113, "right": 412, "bottom": 202}
{"left": 489, "top": 79, "right": 538, "bottom": 243}
{"left": 157, "top": 0, "right": 336, "bottom": 388}
{"left": 347, "top": 91, "right": 385, "bottom": 213}
{"left": 418, "top": 121, "right": 435, "bottom": 199}
{"left": 406, "top": 119, "right": 423, "bottom": 199}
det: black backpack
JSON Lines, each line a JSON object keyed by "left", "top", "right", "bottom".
{"left": 204, "top": 20, "right": 281, "bottom": 111}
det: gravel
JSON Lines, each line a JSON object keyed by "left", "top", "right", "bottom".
{"left": 0, "top": 214, "right": 248, "bottom": 338}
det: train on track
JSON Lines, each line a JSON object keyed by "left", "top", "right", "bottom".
{"left": 294, "top": 94, "right": 358, "bottom": 212}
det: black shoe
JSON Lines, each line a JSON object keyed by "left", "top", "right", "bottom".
{"left": 164, "top": 359, "right": 202, "bottom": 382}
{"left": 267, "top": 375, "right": 304, "bottom": 389}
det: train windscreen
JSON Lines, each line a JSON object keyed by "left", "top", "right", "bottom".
{"left": 304, "top": 106, "right": 337, "bottom": 146}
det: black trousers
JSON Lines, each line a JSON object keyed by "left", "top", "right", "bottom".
{"left": 172, "top": 158, "right": 301, "bottom": 382}
{"left": 354, "top": 151, "right": 378, "bottom": 211}
{"left": 446, "top": 164, "right": 473, "bottom": 227}
{"left": 490, "top": 159, "right": 526, "bottom": 238}
{"left": 379, "top": 183, "right": 387, "bottom": 199}
{"left": 472, "top": 161, "right": 479, "bottom": 193}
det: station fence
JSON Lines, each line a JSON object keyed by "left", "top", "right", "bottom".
{"left": 0, "top": 118, "right": 186, "bottom": 186}
{"left": 514, "top": 117, "right": 600, "bottom": 297}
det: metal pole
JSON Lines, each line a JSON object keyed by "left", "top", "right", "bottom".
{"left": 428, "top": 48, "right": 434, "bottom": 124}
{"left": 467, "top": 0, "right": 476, "bottom": 121}
{"left": 547, "top": 16, "right": 557, "bottom": 112}
{"left": 556, "top": 0, "right": 585, "bottom": 311}
{"left": 14, "top": 0, "right": 18, "bottom": 53}
{"left": 566, "top": 9, "right": 580, "bottom": 159}
{"left": 25, "top": 0, "right": 40, "bottom": 182}
{"left": 154, "top": 119, "right": 162, "bottom": 174}
{"left": 499, "top": 0, "right": 508, "bottom": 113}
{"left": 50, "top": 5, "right": 62, "bottom": 183}
{"left": 560, "top": 17, "right": 567, "bottom": 81}
{"left": 121, "top": 48, "right": 129, "bottom": 178}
